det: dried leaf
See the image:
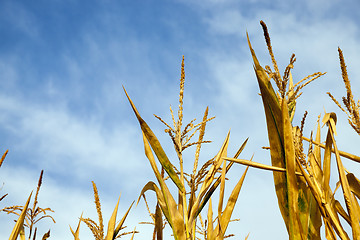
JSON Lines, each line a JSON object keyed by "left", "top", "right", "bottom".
{"left": 9, "top": 192, "right": 32, "bottom": 240}
{"left": 124, "top": 86, "right": 185, "bottom": 193}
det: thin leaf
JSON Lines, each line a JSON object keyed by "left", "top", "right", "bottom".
{"left": 114, "top": 201, "right": 134, "bottom": 238}
{"left": 140, "top": 132, "right": 185, "bottom": 240}
{"left": 347, "top": 173, "right": 360, "bottom": 200}
{"left": 335, "top": 200, "right": 351, "bottom": 225}
{"left": 302, "top": 136, "right": 360, "bottom": 163}
{"left": 295, "top": 156, "right": 349, "bottom": 239}
{"left": 248, "top": 32, "right": 290, "bottom": 228}
{"left": 218, "top": 155, "right": 227, "bottom": 219}
{"left": 196, "top": 138, "right": 249, "bottom": 217}
{"left": 9, "top": 192, "right": 32, "bottom": 240}
{"left": 42, "top": 230, "right": 50, "bottom": 240}
{"left": 138, "top": 181, "right": 185, "bottom": 240}
{"left": 207, "top": 199, "right": 214, "bottom": 240}
{"left": 155, "top": 203, "right": 163, "bottom": 240}
{"left": 123, "top": 86, "right": 185, "bottom": 193}
{"left": 105, "top": 195, "right": 120, "bottom": 240}
{"left": 138, "top": 182, "right": 170, "bottom": 227}
{"left": 188, "top": 132, "right": 230, "bottom": 226}
{"left": 216, "top": 165, "right": 249, "bottom": 236}
{"left": 327, "top": 113, "right": 360, "bottom": 238}
{"left": 19, "top": 225, "right": 25, "bottom": 240}
{"left": 0, "top": 149, "right": 8, "bottom": 168}
{"left": 282, "top": 98, "right": 303, "bottom": 240}
{"left": 70, "top": 213, "right": 82, "bottom": 240}
{"left": 130, "top": 227, "right": 136, "bottom": 240}
{"left": 224, "top": 157, "right": 303, "bottom": 176}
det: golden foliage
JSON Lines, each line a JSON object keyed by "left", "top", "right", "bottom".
{"left": 241, "top": 20, "right": 360, "bottom": 240}
{"left": 78, "top": 181, "right": 136, "bottom": 240}
{"left": 2, "top": 19, "right": 360, "bottom": 240}
{"left": 1, "top": 170, "right": 55, "bottom": 240}
{"left": 125, "top": 56, "right": 249, "bottom": 240}
{"left": 328, "top": 47, "right": 360, "bottom": 134}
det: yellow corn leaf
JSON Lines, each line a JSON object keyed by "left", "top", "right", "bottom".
{"left": 138, "top": 182, "right": 170, "bottom": 226}
{"left": 215, "top": 165, "right": 249, "bottom": 237}
{"left": 308, "top": 121, "right": 323, "bottom": 184}
{"left": 19, "top": 225, "right": 25, "bottom": 240}
{"left": 138, "top": 181, "right": 185, "bottom": 240}
{"left": 224, "top": 157, "right": 303, "bottom": 176}
{"left": 124, "top": 86, "right": 185, "bottom": 193}
{"left": 301, "top": 185, "right": 322, "bottom": 239}
{"left": 69, "top": 213, "right": 82, "bottom": 240}
{"left": 114, "top": 201, "right": 134, "bottom": 238}
{"left": 325, "top": 221, "right": 337, "bottom": 240}
{"left": 207, "top": 198, "right": 214, "bottom": 240}
{"left": 248, "top": 33, "right": 322, "bottom": 239}
{"left": 140, "top": 132, "right": 186, "bottom": 240}
{"left": 141, "top": 131, "right": 166, "bottom": 197}
{"left": 141, "top": 130, "right": 184, "bottom": 229}
{"left": 130, "top": 227, "right": 136, "bottom": 240}
{"left": 154, "top": 203, "right": 163, "bottom": 240}
{"left": 302, "top": 136, "right": 360, "bottom": 163}
{"left": 188, "top": 132, "right": 230, "bottom": 226}
{"left": 288, "top": 71, "right": 296, "bottom": 122}
{"left": 323, "top": 129, "right": 333, "bottom": 205}
{"left": 335, "top": 200, "right": 351, "bottom": 225}
{"left": 347, "top": 173, "right": 360, "bottom": 200}
{"left": 9, "top": 192, "right": 32, "bottom": 240}
{"left": 295, "top": 156, "right": 349, "bottom": 239}
{"left": 327, "top": 114, "right": 360, "bottom": 238}
{"left": 105, "top": 195, "right": 120, "bottom": 240}
{"left": 195, "top": 138, "right": 248, "bottom": 217}
{"left": 314, "top": 119, "right": 322, "bottom": 167}
{"left": 42, "top": 230, "right": 50, "bottom": 240}
{"left": 218, "top": 156, "right": 227, "bottom": 218}
{"left": 322, "top": 112, "right": 337, "bottom": 135}
{"left": 352, "top": 194, "right": 360, "bottom": 224}
{"left": 247, "top": 33, "right": 290, "bottom": 228}
{"left": 0, "top": 149, "right": 8, "bottom": 168}
{"left": 217, "top": 155, "right": 227, "bottom": 239}
{"left": 282, "top": 98, "right": 303, "bottom": 240}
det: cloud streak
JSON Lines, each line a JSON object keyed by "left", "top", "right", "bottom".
{"left": 0, "top": 1, "right": 359, "bottom": 239}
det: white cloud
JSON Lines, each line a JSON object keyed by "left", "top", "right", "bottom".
{"left": 1, "top": 1, "right": 360, "bottom": 239}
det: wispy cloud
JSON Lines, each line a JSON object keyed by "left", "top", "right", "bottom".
{"left": 0, "top": 1, "right": 360, "bottom": 239}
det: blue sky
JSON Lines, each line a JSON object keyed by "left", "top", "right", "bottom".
{"left": 0, "top": 0, "right": 360, "bottom": 239}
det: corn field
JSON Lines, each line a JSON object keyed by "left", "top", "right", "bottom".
{"left": 1, "top": 21, "right": 360, "bottom": 240}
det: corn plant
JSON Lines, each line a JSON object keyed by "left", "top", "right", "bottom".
{"left": 0, "top": 148, "right": 30, "bottom": 240}
{"left": 328, "top": 47, "right": 360, "bottom": 135}
{"left": 137, "top": 194, "right": 167, "bottom": 240}
{"left": 123, "top": 56, "right": 249, "bottom": 240}
{"left": 224, "top": 20, "right": 360, "bottom": 239}
{"left": 70, "top": 181, "right": 136, "bottom": 240}
{"left": 3, "top": 19, "right": 360, "bottom": 240}
{"left": 8, "top": 192, "right": 33, "bottom": 240}
{"left": 2, "top": 170, "right": 54, "bottom": 240}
